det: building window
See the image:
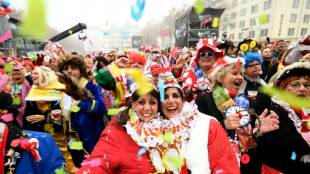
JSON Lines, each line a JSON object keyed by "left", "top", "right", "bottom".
{"left": 251, "top": 4, "right": 258, "bottom": 13}
{"left": 230, "top": 34, "right": 234, "bottom": 40}
{"left": 267, "top": 14, "right": 270, "bottom": 23}
{"left": 288, "top": 28, "right": 295, "bottom": 36}
{"left": 250, "top": 18, "right": 256, "bottom": 26}
{"left": 232, "top": 0, "right": 237, "bottom": 8}
{"left": 301, "top": 28, "right": 308, "bottom": 35}
{"left": 290, "top": 14, "right": 297, "bottom": 23}
{"left": 307, "top": 0, "right": 310, "bottom": 9}
{"left": 249, "top": 31, "right": 255, "bottom": 38}
{"left": 292, "top": 0, "right": 299, "bottom": 8}
{"left": 240, "top": 8, "right": 246, "bottom": 16}
{"left": 223, "top": 25, "right": 227, "bottom": 31}
{"left": 264, "top": 0, "right": 272, "bottom": 10}
{"left": 231, "top": 12, "right": 236, "bottom": 19}
{"left": 241, "top": 0, "right": 247, "bottom": 4}
{"left": 304, "top": 14, "right": 310, "bottom": 23}
{"left": 230, "top": 23, "right": 235, "bottom": 30}
{"left": 239, "top": 32, "right": 244, "bottom": 39}
{"left": 240, "top": 20, "right": 245, "bottom": 28}
{"left": 261, "top": 29, "right": 269, "bottom": 37}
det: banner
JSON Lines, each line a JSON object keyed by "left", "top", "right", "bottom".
{"left": 131, "top": 36, "right": 143, "bottom": 48}
{"left": 175, "top": 10, "right": 190, "bottom": 47}
{"left": 189, "top": 29, "right": 219, "bottom": 40}
{"left": 175, "top": 7, "right": 224, "bottom": 48}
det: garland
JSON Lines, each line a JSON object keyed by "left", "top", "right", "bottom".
{"left": 5, "top": 82, "right": 22, "bottom": 106}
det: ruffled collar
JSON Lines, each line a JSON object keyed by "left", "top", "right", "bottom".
{"left": 162, "top": 101, "right": 199, "bottom": 142}
{"left": 244, "top": 74, "right": 260, "bottom": 84}
{"left": 124, "top": 109, "right": 164, "bottom": 148}
{"left": 271, "top": 96, "right": 302, "bottom": 133}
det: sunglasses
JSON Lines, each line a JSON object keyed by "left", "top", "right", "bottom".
{"left": 200, "top": 52, "right": 214, "bottom": 57}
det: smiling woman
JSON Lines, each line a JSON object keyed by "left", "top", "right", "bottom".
{"left": 4, "top": 65, "right": 31, "bottom": 128}
{"left": 196, "top": 56, "right": 280, "bottom": 174}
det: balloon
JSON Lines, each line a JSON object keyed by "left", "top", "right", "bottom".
{"left": 1, "top": 1, "right": 10, "bottom": 8}
{"left": 0, "top": 11, "right": 6, "bottom": 16}
{"left": 4, "top": 6, "right": 11, "bottom": 13}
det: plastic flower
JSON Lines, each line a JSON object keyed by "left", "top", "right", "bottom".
{"left": 240, "top": 44, "right": 249, "bottom": 52}
{"left": 250, "top": 41, "right": 256, "bottom": 48}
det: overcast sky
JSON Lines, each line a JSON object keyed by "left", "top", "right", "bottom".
{"left": 9, "top": 0, "right": 196, "bottom": 31}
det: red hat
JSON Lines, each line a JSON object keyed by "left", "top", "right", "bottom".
{"left": 128, "top": 53, "right": 146, "bottom": 65}
{"left": 23, "top": 57, "right": 33, "bottom": 62}
{"left": 191, "top": 38, "right": 223, "bottom": 68}
{"left": 22, "top": 62, "right": 35, "bottom": 70}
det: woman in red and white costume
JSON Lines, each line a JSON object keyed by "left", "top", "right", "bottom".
{"left": 157, "top": 69, "right": 240, "bottom": 174}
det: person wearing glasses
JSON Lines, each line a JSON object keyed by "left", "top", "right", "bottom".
{"left": 241, "top": 53, "right": 271, "bottom": 112}
{"left": 260, "top": 62, "right": 310, "bottom": 173}
{"left": 183, "top": 38, "right": 224, "bottom": 101}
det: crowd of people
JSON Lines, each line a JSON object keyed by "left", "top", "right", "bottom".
{"left": 0, "top": 33, "right": 309, "bottom": 174}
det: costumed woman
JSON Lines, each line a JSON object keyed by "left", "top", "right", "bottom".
{"left": 183, "top": 39, "right": 223, "bottom": 101}
{"left": 76, "top": 81, "right": 182, "bottom": 173}
{"left": 22, "top": 66, "right": 76, "bottom": 173}
{"left": 195, "top": 56, "right": 279, "bottom": 174}
{"left": 5, "top": 64, "right": 31, "bottom": 128}
{"left": 260, "top": 62, "right": 310, "bottom": 173}
{"left": 155, "top": 69, "right": 240, "bottom": 173}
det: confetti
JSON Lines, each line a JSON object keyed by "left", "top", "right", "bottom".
{"left": 291, "top": 151, "right": 296, "bottom": 160}
{"left": 259, "top": 86, "right": 310, "bottom": 108}
{"left": 20, "top": 0, "right": 47, "bottom": 39}
{"left": 162, "top": 154, "right": 184, "bottom": 169}
{"left": 71, "top": 105, "right": 81, "bottom": 113}
{"left": 163, "top": 131, "right": 173, "bottom": 144}
{"left": 68, "top": 30, "right": 73, "bottom": 34}
{"left": 138, "top": 148, "right": 146, "bottom": 156}
{"left": 215, "top": 169, "right": 224, "bottom": 174}
{"left": 55, "top": 167, "right": 66, "bottom": 174}
{"left": 107, "top": 109, "right": 119, "bottom": 115}
{"left": 195, "top": 0, "right": 204, "bottom": 14}
{"left": 211, "top": 17, "right": 219, "bottom": 28}
{"left": 137, "top": 148, "right": 146, "bottom": 161}
{"left": 81, "top": 159, "right": 101, "bottom": 167}
{"left": 4, "top": 63, "right": 13, "bottom": 72}
{"left": 69, "top": 141, "right": 83, "bottom": 150}
{"left": 131, "top": 0, "right": 145, "bottom": 21}
{"left": 122, "top": 69, "right": 153, "bottom": 96}
{"left": 158, "top": 79, "right": 165, "bottom": 102}
{"left": 259, "top": 13, "right": 268, "bottom": 24}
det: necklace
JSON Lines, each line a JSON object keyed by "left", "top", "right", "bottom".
{"left": 5, "top": 82, "right": 22, "bottom": 106}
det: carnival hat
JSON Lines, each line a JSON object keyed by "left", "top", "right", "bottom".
{"left": 238, "top": 37, "right": 257, "bottom": 50}
{"left": 210, "top": 56, "right": 245, "bottom": 78}
{"left": 269, "top": 62, "right": 310, "bottom": 88}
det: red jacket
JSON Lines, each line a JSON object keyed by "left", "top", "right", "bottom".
{"left": 77, "top": 118, "right": 157, "bottom": 174}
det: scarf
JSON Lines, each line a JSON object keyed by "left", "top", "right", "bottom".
{"left": 212, "top": 84, "right": 256, "bottom": 164}
{"left": 26, "top": 81, "right": 64, "bottom": 101}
